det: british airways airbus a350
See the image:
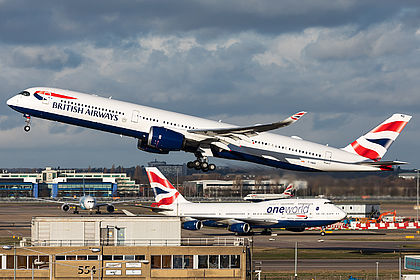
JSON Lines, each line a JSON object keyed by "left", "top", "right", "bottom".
{"left": 7, "top": 87, "right": 411, "bottom": 172}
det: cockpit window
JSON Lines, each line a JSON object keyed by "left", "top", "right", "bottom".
{"left": 19, "top": 91, "right": 30, "bottom": 96}
{"left": 324, "top": 202, "right": 332, "bottom": 204}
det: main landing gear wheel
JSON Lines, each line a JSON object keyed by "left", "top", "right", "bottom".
{"left": 24, "top": 125, "right": 30, "bottom": 132}
{"left": 187, "top": 160, "right": 217, "bottom": 172}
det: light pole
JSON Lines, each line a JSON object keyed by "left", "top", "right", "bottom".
{"left": 294, "top": 241, "right": 298, "bottom": 279}
{"left": 416, "top": 169, "right": 419, "bottom": 222}
{"left": 32, "top": 259, "right": 46, "bottom": 280}
{"left": 376, "top": 261, "right": 379, "bottom": 280}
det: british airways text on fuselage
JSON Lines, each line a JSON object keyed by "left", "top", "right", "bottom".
{"left": 52, "top": 102, "right": 119, "bottom": 122}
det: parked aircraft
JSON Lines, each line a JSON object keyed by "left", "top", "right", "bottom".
{"left": 7, "top": 88, "right": 412, "bottom": 172}
{"left": 137, "top": 167, "right": 346, "bottom": 234}
{"left": 35, "top": 180, "right": 134, "bottom": 214}
{"left": 244, "top": 184, "right": 296, "bottom": 202}
{"left": 37, "top": 194, "right": 140, "bottom": 214}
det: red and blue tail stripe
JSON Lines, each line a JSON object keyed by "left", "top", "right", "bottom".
{"left": 343, "top": 114, "right": 411, "bottom": 161}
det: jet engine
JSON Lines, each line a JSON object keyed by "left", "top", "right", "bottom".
{"left": 228, "top": 223, "right": 251, "bottom": 234}
{"left": 182, "top": 220, "right": 203, "bottom": 231}
{"left": 106, "top": 204, "right": 115, "bottom": 213}
{"left": 137, "top": 126, "right": 185, "bottom": 154}
{"left": 61, "top": 204, "right": 70, "bottom": 212}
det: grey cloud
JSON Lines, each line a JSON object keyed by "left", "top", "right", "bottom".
{"left": 0, "top": 0, "right": 416, "bottom": 45}
{"left": 10, "top": 47, "right": 83, "bottom": 70}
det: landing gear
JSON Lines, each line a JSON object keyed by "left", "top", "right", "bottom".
{"left": 23, "top": 114, "right": 31, "bottom": 132}
{"left": 73, "top": 206, "right": 79, "bottom": 214}
{"left": 187, "top": 156, "right": 216, "bottom": 172}
{"left": 261, "top": 228, "right": 272, "bottom": 235}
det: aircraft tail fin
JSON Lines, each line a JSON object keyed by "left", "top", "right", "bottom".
{"left": 342, "top": 113, "right": 411, "bottom": 161}
{"left": 282, "top": 184, "right": 295, "bottom": 197}
{"left": 145, "top": 167, "right": 189, "bottom": 208}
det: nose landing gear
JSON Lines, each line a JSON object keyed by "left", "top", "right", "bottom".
{"left": 23, "top": 114, "right": 31, "bottom": 132}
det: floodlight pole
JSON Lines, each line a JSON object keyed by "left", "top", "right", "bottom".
{"left": 294, "top": 241, "right": 298, "bottom": 279}
{"left": 416, "top": 169, "right": 419, "bottom": 222}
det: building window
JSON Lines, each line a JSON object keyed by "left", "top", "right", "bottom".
{"left": 231, "top": 255, "right": 240, "bottom": 268}
{"left": 198, "top": 255, "right": 208, "bottom": 269}
{"left": 220, "top": 255, "right": 229, "bottom": 269}
{"left": 162, "top": 255, "right": 171, "bottom": 269}
{"left": 151, "top": 255, "right": 162, "bottom": 269}
{"left": 209, "top": 255, "right": 219, "bottom": 268}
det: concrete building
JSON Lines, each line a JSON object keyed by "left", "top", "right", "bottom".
{"left": 0, "top": 167, "right": 140, "bottom": 198}
{"left": 336, "top": 203, "right": 380, "bottom": 218}
{"left": 0, "top": 215, "right": 249, "bottom": 279}
{"left": 147, "top": 160, "right": 187, "bottom": 177}
{"left": 0, "top": 244, "right": 247, "bottom": 279}
{"left": 31, "top": 216, "right": 182, "bottom": 247}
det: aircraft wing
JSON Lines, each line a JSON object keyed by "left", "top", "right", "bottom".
{"left": 95, "top": 199, "right": 138, "bottom": 207}
{"left": 188, "top": 111, "right": 306, "bottom": 137}
{"left": 133, "top": 204, "right": 173, "bottom": 212}
{"left": 31, "top": 198, "right": 79, "bottom": 206}
{"left": 187, "top": 216, "right": 279, "bottom": 226}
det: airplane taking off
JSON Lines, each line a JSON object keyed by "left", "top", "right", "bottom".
{"left": 140, "top": 167, "right": 346, "bottom": 234}
{"left": 7, "top": 87, "right": 412, "bottom": 172}
{"left": 243, "top": 184, "right": 296, "bottom": 202}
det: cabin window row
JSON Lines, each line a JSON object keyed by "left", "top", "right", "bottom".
{"left": 59, "top": 99, "right": 124, "bottom": 115}
{"left": 252, "top": 141, "right": 321, "bottom": 157}
{"left": 136, "top": 115, "right": 197, "bottom": 130}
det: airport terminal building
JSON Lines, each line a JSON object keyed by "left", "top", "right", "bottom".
{"left": 0, "top": 167, "right": 140, "bottom": 198}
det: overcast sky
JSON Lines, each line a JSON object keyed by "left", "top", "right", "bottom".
{"left": 0, "top": 0, "right": 419, "bottom": 170}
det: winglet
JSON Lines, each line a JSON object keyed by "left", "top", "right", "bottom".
{"left": 287, "top": 111, "right": 307, "bottom": 123}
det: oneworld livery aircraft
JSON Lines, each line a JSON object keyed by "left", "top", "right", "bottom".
{"left": 7, "top": 87, "right": 412, "bottom": 172}
{"left": 140, "top": 167, "right": 346, "bottom": 234}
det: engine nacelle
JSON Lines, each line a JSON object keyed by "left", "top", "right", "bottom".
{"left": 61, "top": 204, "right": 70, "bottom": 212}
{"left": 137, "top": 139, "right": 169, "bottom": 154}
{"left": 182, "top": 220, "right": 203, "bottom": 231}
{"left": 286, "top": 227, "right": 306, "bottom": 232}
{"left": 148, "top": 126, "right": 185, "bottom": 152}
{"left": 106, "top": 204, "right": 115, "bottom": 213}
{"left": 202, "top": 220, "right": 225, "bottom": 228}
{"left": 228, "top": 223, "right": 250, "bottom": 234}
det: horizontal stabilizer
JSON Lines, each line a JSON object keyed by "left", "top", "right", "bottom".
{"left": 358, "top": 160, "right": 408, "bottom": 166}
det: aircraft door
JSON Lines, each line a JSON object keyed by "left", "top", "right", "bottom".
{"left": 131, "top": 110, "right": 139, "bottom": 123}
{"left": 324, "top": 151, "right": 332, "bottom": 164}
{"left": 42, "top": 91, "right": 50, "bottom": 105}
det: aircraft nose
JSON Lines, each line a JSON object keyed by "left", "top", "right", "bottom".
{"left": 7, "top": 95, "right": 19, "bottom": 107}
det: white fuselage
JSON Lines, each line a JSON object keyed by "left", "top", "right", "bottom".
{"left": 7, "top": 87, "right": 383, "bottom": 171}
{"left": 79, "top": 195, "right": 97, "bottom": 210}
{"left": 166, "top": 198, "right": 346, "bottom": 229}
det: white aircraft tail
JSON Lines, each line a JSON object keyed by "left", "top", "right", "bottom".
{"left": 145, "top": 167, "right": 189, "bottom": 209}
{"left": 342, "top": 113, "right": 411, "bottom": 161}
